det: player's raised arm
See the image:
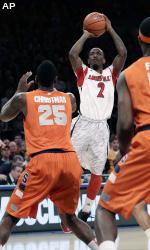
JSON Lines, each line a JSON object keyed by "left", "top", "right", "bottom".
{"left": 116, "top": 72, "right": 134, "bottom": 156}
{"left": 105, "top": 16, "right": 127, "bottom": 74}
{"left": 0, "top": 72, "right": 34, "bottom": 122}
{"left": 69, "top": 30, "right": 95, "bottom": 72}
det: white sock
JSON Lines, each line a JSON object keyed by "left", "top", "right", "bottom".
{"left": 145, "top": 228, "right": 150, "bottom": 239}
{"left": 0, "top": 246, "right": 2, "bottom": 250}
{"left": 82, "top": 197, "right": 94, "bottom": 213}
{"left": 88, "top": 240, "right": 99, "bottom": 250}
{"left": 115, "top": 236, "right": 120, "bottom": 249}
{"left": 148, "top": 239, "right": 150, "bottom": 250}
{"left": 99, "top": 241, "right": 117, "bottom": 250}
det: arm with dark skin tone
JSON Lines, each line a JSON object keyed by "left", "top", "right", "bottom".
{"left": 116, "top": 72, "right": 134, "bottom": 156}
{"left": 106, "top": 16, "right": 127, "bottom": 74}
{"left": 69, "top": 30, "right": 94, "bottom": 72}
{"left": 0, "top": 72, "right": 34, "bottom": 122}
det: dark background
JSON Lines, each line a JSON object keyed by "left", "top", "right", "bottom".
{"left": 0, "top": 0, "right": 149, "bottom": 138}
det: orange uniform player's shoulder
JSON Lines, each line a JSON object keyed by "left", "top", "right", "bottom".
{"left": 124, "top": 57, "right": 150, "bottom": 129}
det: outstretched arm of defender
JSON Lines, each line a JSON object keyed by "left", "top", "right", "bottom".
{"left": 69, "top": 31, "right": 96, "bottom": 72}
{"left": 105, "top": 16, "right": 127, "bottom": 73}
{"left": 0, "top": 72, "right": 34, "bottom": 122}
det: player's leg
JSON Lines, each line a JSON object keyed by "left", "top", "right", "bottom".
{"left": 87, "top": 174, "right": 102, "bottom": 204}
{"left": 59, "top": 212, "right": 72, "bottom": 233}
{"left": 63, "top": 213, "right": 99, "bottom": 250}
{"left": 52, "top": 152, "right": 98, "bottom": 249}
{"left": 60, "top": 128, "right": 85, "bottom": 233}
{"left": 132, "top": 200, "right": 150, "bottom": 239}
{"left": 0, "top": 212, "right": 19, "bottom": 247}
{"left": 95, "top": 205, "right": 117, "bottom": 250}
{"left": 78, "top": 172, "right": 102, "bottom": 222}
{"left": 71, "top": 117, "right": 90, "bottom": 222}
{"left": 4, "top": 154, "right": 61, "bottom": 247}
{"left": 131, "top": 132, "right": 150, "bottom": 240}
{"left": 0, "top": 162, "right": 43, "bottom": 248}
{"left": 71, "top": 116, "right": 89, "bottom": 154}
{"left": 79, "top": 121, "right": 109, "bottom": 222}
{"left": 60, "top": 212, "right": 99, "bottom": 250}
{"left": 94, "top": 176, "right": 120, "bottom": 250}
{"left": 96, "top": 131, "right": 150, "bottom": 249}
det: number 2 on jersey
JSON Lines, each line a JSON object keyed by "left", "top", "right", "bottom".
{"left": 38, "top": 104, "right": 67, "bottom": 126}
{"left": 97, "top": 82, "right": 105, "bottom": 98}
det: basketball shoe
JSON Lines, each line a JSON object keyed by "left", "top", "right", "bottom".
{"left": 78, "top": 209, "right": 91, "bottom": 222}
{"left": 60, "top": 222, "right": 72, "bottom": 234}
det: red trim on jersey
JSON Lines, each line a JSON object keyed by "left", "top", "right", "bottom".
{"left": 75, "top": 66, "right": 88, "bottom": 87}
{"left": 112, "top": 68, "right": 119, "bottom": 86}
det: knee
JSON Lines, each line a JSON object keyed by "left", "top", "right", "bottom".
{"left": 96, "top": 204, "right": 115, "bottom": 216}
{"left": 95, "top": 205, "right": 116, "bottom": 225}
{"left": 132, "top": 201, "right": 145, "bottom": 216}
{"left": 96, "top": 205, "right": 105, "bottom": 217}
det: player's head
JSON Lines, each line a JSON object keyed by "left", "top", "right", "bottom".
{"left": 138, "top": 17, "right": 150, "bottom": 54}
{"left": 88, "top": 48, "right": 106, "bottom": 70}
{"left": 35, "top": 60, "right": 57, "bottom": 88}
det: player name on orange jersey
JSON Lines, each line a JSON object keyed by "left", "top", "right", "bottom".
{"left": 88, "top": 75, "right": 111, "bottom": 81}
{"left": 34, "top": 96, "right": 67, "bottom": 104}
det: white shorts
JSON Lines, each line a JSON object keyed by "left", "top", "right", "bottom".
{"left": 71, "top": 115, "right": 109, "bottom": 175}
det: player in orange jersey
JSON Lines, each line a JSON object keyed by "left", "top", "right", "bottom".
{"left": 0, "top": 60, "right": 99, "bottom": 250}
{"left": 95, "top": 17, "right": 150, "bottom": 250}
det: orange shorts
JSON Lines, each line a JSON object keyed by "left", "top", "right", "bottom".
{"left": 6, "top": 152, "right": 82, "bottom": 218}
{"left": 99, "top": 131, "right": 150, "bottom": 219}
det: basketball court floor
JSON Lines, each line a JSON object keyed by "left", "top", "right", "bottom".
{"left": 1, "top": 227, "right": 149, "bottom": 250}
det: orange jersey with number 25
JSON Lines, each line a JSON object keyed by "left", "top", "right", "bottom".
{"left": 24, "top": 89, "right": 74, "bottom": 155}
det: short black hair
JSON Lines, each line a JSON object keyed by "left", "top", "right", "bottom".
{"left": 36, "top": 60, "right": 57, "bottom": 87}
{"left": 139, "top": 17, "right": 150, "bottom": 38}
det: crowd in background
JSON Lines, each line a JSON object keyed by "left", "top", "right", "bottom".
{"left": 0, "top": 134, "right": 119, "bottom": 185}
{"left": 0, "top": 0, "right": 148, "bottom": 184}
{"left": 0, "top": 135, "right": 30, "bottom": 185}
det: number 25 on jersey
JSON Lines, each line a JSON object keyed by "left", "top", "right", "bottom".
{"left": 38, "top": 104, "right": 67, "bottom": 126}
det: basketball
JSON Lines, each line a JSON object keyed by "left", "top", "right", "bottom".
{"left": 83, "top": 12, "right": 106, "bottom": 36}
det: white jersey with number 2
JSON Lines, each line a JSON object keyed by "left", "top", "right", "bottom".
{"left": 75, "top": 63, "right": 118, "bottom": 120}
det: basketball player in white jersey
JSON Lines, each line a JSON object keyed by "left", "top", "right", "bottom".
{"left": 69, "top": 15, "right": 127, "bottom": 222}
